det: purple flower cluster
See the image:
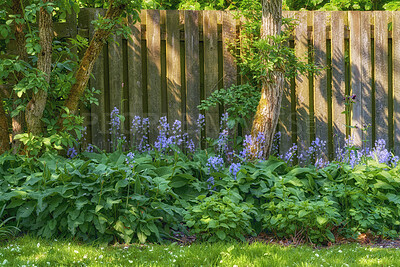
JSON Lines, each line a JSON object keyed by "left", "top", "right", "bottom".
{"left": 131, "top": 116, "right": 150, "bottom": 153}
{"left": 206, "top": 155, "right": 225, "bottom": 173}
{"left": 282, "top": 143, "right": 297, "bottom": 163}
{"left": 86, "top": 144, "right": 94, "bottom": 153}
{"left": 196, "top": 114, "right": 205, "bottom": 132}
{"left": 207, "top": 176, "right": 215, "bottom": 190}
{"left": 155, "top": 117, "right": 171, "bottom": 152}
{"left": 271, "top": 131, "right": 281, "bottom": 155}
{"left": 67, "top": 147, "right": 78, "bottom": 159}
{"left": 153, "top": 117, "right": 196, "bottom": 154}
{"left": 240, "top": 132, "right": 267, "bottom": 160}
{"left": 229, "top": 163, "right": 242, "bottom": 180}
{"left": 125, "top": 152, "right": 135, "bottom": 168}
{"left": 109, "top": 107, "right": 126, "bottom": 151}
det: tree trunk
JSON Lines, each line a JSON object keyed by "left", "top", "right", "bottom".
{"left": 60, "top": 2, "right": 126, "bottom": 127}
{"left": 25, "top": 0, "right": 53, "bottom": 135}
{"left": 0, "top": 98, "right": 10, "bottom": 154}
{"left": 11, "top": 0, "right": 28, "bottom": 150}
{"left": 250, "top": 0, "right": 284, "bottom": 158}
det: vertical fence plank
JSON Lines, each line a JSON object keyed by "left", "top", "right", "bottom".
{"left": 185, "top": 10, "right": 201, "bottom": 143}
{"left": 203, "top": 10, "right": 219, "bottom": 139}
{"left": 222, "top": 11, "right": 237, "bottom": 100}
{"left": 374, "top": 11, "right": 389, "bottom": 144}
{"left": 331, "top": 11, "right": 346, "bottom": 152}
{"left": 146, "top": 10, "right": 162, "bottom": 142}
{"left": 393, "top": 11, "right": 400, "bottom": 154}
{"left": 279, "top": 11, "right": 295, "bottom": 155}
{"left": 166, "top": 10, "right": 182, "bottom": 125}
{"left": 87, "top": 9, "right": 106, "bottom": 150}
{"left": 295, "top": 11, "right": 310, "bottom": 156}
{"left": 128, "top": 12, "right": 144, "bottom": 144}
{"left": 314, "top": 11, "right": 328, "bottom": 154}
{"left": 108, "top": 34, "right": 124, "bottom": 118}
{"left": 349, "top": 11, "right": 362, "bottom": 146}
{"left": 361, "top": 12, "right": 373, "bottom": 149}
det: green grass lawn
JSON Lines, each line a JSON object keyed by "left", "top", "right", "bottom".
{"left": 0, "top": 235, "right": 399, "bottom": 266}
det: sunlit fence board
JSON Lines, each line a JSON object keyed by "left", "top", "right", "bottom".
{"left": 374, "top": 11, "right": 389, "bottom": 145}
{"left": 331, "top": 11, "right": 346, "bottom": 152}
{"left": 295, "top": 11, "right": 310, "bottom": 157}
{"left": 394, "top": 11, "right": 400, "bottom": 154}
{"left": 361, "top": 12, "right": 373, "bottom": 149}
{"left": 313, "top": 11, "right": 328, "bottom": 156}
{"left": 166, "top": 10, "right": 182, "bottom": 125}
{"left": 349, "top": 11, "right": 362, "bottom": 146}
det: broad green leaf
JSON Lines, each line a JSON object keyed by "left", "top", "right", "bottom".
{"left": 216, "top": 230, "right": 226, "bottom": 240}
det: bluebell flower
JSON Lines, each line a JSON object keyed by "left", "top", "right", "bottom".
{"left": 206, "top": 155, "right": 225, "bottom": 173}
{"left": 229, "top": 163, "right": 241, "bottom": 180}
{"left": 67, "top": 147, "right": 78, "bottom": 158}
{"left": 86, "top": 144, "right": 94, "bottom": 153}
{"left": 125, "top": 152, "right": 135, "bottom": 168}
{"left": 207, "top": 176, "right": 215, "bottom": 190}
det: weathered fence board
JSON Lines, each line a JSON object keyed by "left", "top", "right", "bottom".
{"left": 166, "top": 10, "right": 182, "bottom": 125}
{"left": 279, "top": 11, "right": 295, "bottom": 155}
{"left": 331, "top": 11, "right": 346, "bottom": 151}
{"left": 374, "top": 11, "right": 389, "bottom": 145}
{"left": 185, "top": 10, "right": 201, "bottom": 143}
{"left": 87, "top": 9, "right": 106, "bottom": 150}
{"left": 203, "top": 10, "right": 219, "bottom": 139}
{"left": 314, "top": 11, "right": 328, "bottom": 156}
{"left": 127, "top": 11, "right": 144, "bottom": 145}
{"left": 146, "top": 10, "right": 162, "bottom": 143}
{"left": 361, "top": 12, "right": 373, "bottom": 149}
{"left": 349, "top": 11, "right": 362, "bottom": 146}
{"left": 394, "top": 11, "right": 400, "bottom": 154}
{"left": 295, "top": 11, "right": 310, "bottom": 157}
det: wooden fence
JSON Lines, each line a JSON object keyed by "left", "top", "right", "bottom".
{"left": 4, "top": 9, "right": 400, "bottom": 157}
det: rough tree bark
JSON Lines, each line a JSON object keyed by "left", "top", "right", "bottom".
{"left": 25, "top": 0, "right": 53, "bottom": 135}
{"left": 250, "top": 0, "right": 284, "bottom": 158}
{"left": 0, "top": 99, "right": 10, "bottom": 154}
{"left": 60, "top": 1, "right": 126, "bottom": 124}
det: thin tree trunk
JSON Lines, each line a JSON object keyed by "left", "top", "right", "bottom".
{"left": 250, "top": 0, "right": 284, "bottom": 158}
{"left": 0, "top": 98, "right": 10, "bottom": 154}
{"left": 11, "top": 0, "right": 28, "bottom": 150}
{"left": 60, "top": 2, "right": 126, "bottom": 126}
{"left": 25, "top": 0, "right": 53, "bottom": 135}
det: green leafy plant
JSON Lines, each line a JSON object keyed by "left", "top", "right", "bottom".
{"left": 0, "top": 204, "right": 20, "bottom": 241}
{"left": 185, "top": 189, "right": 257, "bottom": 242}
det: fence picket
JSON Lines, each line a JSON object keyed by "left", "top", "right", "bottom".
{"left": 87, "top": 9, "right": 106, "bottom": 150}
{"left": 331, "top": 11, "right": 347, "bottom": 152}
{"left": 166, "top": 10, "right": 182, "bottom": 125}
{"left": 279, "top": 11, "right": 295, "bottom": 155}
{"left": 203, "top": 10, "right": 219, "bottom": 139}
{"left": 349, "top": 11, "right": 362, "bottom": 146}
{"left": 146, "top": 10, "right": 162, "bottom": 143}
{"left": 374, "top": 11, "right": 389, "bottom": 145}
{"left": 314, "top": 11, "right": 329, "bottom": 156}
{"left": 394, "top": 11, "right": 400, "bottom": 154}
{"left": 361, "top": 12, "right": 373, "bottom": 149}
{"left": 295, "top": 11, "right": 310, "bottom": 157}
{"left": 185, "top": 11, "right": 201, "bottom": 143}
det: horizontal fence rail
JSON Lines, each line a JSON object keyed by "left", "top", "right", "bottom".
{"left": 3, "top": 9, "right": 400, "bottom": 157}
